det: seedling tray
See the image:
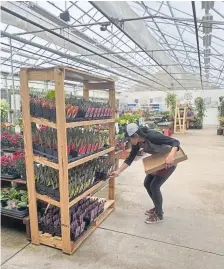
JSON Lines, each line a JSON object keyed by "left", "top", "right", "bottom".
{"left": 1, "top": 207, "right": 28, "bottom": 218}
{"left": 1, "top": 173, "right": 20, "bottom": 179}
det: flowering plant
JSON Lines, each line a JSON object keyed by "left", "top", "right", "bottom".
{"left": 0, "top": 156, "right": 16, "bottom": 175}
{"left": 0, "top": 130, "right": 23, "bottom": 149}
{"left": 14, "top": 150, "right": 26, "bottom": 179}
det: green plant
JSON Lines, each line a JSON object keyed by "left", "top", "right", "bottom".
{"left": 218, "top": 99, "right": 224, "bottom": 117}
{"left": 0, "top": 99, "right": 9, "bottom": 122}
{"left": 44, "top": 90, "right": 55, "bottom": 100}
{"left": 165, "top": 93, "right": 177, "bottom": 116}
{"left": 116, "top": 113, "right": 140, "bottom": 124}
{"left": 194, "top": 97, "right": 206, "bottom": 121}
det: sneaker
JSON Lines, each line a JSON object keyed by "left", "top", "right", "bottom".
{"left": 145, "top": 208, "right": 156, "bottom": 216}
{"left": 145, "top": 214, "right": 163, "bottom": 224}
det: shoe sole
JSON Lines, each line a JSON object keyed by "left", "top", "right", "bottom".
{"left": 145, "top": 219, "right": 163, "bottom": 224}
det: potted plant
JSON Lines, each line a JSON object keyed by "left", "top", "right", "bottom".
{"left": 42, "top": 100, "right": 50, "bottom": 120}
{"left": 34, "top": 98, "right": 43, "bottom": 118}
{"left": 14, "top": 150, "right": 26, "bottom": 180}
{"left": 194, "top": 97, "right": 206, "bottom": 129}
{"left": 1, "top": 156, "right": 19, "bottom": 179}
{"left": 0, "top": 99, "right": 9, "bottom": 122}
{"left": 165, "top": 93, "right": 177, "bottom": 118}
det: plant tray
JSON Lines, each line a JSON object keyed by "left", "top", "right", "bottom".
{"left": 1, "top": 147, "right": 21, "bottom": 153}
{"left": 143, "top": 147, "right": 188, "bottom": 175}
{"left": 1, "top": 207, "right": 29, "bottom": 218}
{"left": 1, "top": 173, "right": 20, "bottom": 179}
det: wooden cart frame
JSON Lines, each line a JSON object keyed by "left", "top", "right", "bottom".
{"left": 20, "top": 67, "right": 116, "bottom": 254}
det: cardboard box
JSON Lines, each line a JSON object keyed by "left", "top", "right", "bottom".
{"left": 143, "top": 147, "right": 188, "bottom": 175}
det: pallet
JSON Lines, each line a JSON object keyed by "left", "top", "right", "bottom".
{"left": 20, "top": 66, "right": 116, "bottom": 254}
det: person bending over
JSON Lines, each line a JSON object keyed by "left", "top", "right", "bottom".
{"left": 110, "top": 123, "right": 180, "bottom": 224}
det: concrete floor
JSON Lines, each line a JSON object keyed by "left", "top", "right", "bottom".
{"left": 1, "top": 127, "right": 224, "bottom": 269}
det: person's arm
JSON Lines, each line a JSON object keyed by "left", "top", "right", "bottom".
{"left": 109, "top": 144, "right": 139, "bottom": 178}
{"left": 148, "top": 130, "right": 180, "bottom": 168}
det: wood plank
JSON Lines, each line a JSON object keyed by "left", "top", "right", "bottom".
{"left": 39, "top": 233, "right": 62, "bottom": 249}
{"left": 54, "top": 68, "right": 71, "bottom": 254}
{"left": 67, "top": 147, "right": 115, "bottom": 169}
{"left": 33, "top": 155, "right": 59, "bottom": 169}
{"left": 27, "top": 69, "right": 54, "bottom": 81}
{"left": 64, "top": 66, "right": 114, "bottom": 83}
{"left": 69, "top": 181, "right": 106, "bottom": 208}
{"left": 31, "top": 117, "right": 56, "bottom": 128}
{"left": 66, "top": 118, "right": 114, "bottom": 128}
{"left": 83, "top": 82, "right": 115, "bottom": 90}
{"left": 20, "top": 68, "right": 40, "bottom": 245}
{"left": 71, "top": 203, "right": 114, "bottom": 254}
{"left": 1, "top": 178, "right": 26, "bottom": 184}
{"left": 36, "top": 193, "right": 60, "bottom": 207}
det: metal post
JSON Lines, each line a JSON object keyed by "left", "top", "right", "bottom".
{"left": 9, "top": 38, "right": 16, "bottom": 124}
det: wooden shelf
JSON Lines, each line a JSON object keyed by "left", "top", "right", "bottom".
{"left": 1, "top": 178, "right": 26, "bottom": 184}
{"left": 67, "top": 147, "right": 115, "bottom": 169}
{"left": 71, "top": 200, "right": 114, "bottom": 253}
{"left": 66, "top": 118, "right": 115, "bottom": 128}
{"left": 69, "top": 181, "right": 107, "bottom": 208}
{"left": 21, "top": 67, "right": 115, "bottom": 254}
{"left": 33, "top": 148, "right": 114, "bottom": 170}
{"left": 38, "top": 199, "right": 114, "bottom": 253}
{"left": 39, "top": 233, "right": 63, "bottom": 250}
{"left": 33, "top": 155, "right": 59, "bottom": 169}
{"left": 31, "top": 117, "right": 56, "bottom": 128}
{"left": 31, "top": 116, "right": 115, "bottom": 129}
{"left": 36, "top": 193, "right": 60, "bottom": 207}
{"left": 36, "top": 180, "right": 109, "bottom": 209}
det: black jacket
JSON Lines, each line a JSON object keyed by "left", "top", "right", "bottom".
{"left": 124, "top": 127, "right": 180, "bottom": 166}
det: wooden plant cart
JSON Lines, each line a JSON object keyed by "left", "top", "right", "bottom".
{"left": 20, "top": 67, "right": 116, "bottom": 254}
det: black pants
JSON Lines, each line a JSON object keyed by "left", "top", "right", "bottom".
{"left": 144, "top": 166, "right": 176, "bottom": 219}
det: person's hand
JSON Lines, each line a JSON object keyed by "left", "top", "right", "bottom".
{"left": 109, "top": 170, "right": 120, "bottom": 179}
{"left": 165, "top": 154, "right": 174, "bottom": 169}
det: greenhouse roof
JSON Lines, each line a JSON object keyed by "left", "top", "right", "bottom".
{"left": 1, "top": 1, "right": 224, "bottom": 92}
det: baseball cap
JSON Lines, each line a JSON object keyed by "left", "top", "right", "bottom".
{"left": 126, "top": 123, "right": 138, "bottom": 137}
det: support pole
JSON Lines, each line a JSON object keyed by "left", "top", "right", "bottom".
{"left": 20, "top": 69, "right": 40, "bottom": 245}
{"left": 54, "top": 68, "right": 71, "bottom": 254}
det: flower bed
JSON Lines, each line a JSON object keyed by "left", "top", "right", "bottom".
{"left": 38, "top": 197, "right": 105, "bottom": 240}
{"left": 35, "top": 157, "right": 114, "bottom": 202}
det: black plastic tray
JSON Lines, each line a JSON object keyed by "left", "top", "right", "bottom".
{"left": 1, "top": 207, "right": 29, "bottom": 218}
{"left": 1, "top": 173, "right": 20, "bottom": 179}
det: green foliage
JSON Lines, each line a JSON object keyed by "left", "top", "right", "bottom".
{"left": 45, "top": 90, "right": 55, "bottom": 100}
{"left": 165, "top": 93, "right": 177, "bottom": 116}
{"left": 218, "top": 99, "right": 224, "bottom": 117}
{"left": 0, "top": 188, "right": 28, "bottom": 209}
{"left": 0, "top": 99, "right": 9, "bottom": 121}
{"left": 116, "top": 113, "right": 141, "bottom": 125}
{"left": 194, "top": 97, "right": 206, "bottom": 121}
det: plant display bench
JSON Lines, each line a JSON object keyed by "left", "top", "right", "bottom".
{"left": 20, "top": 67, "right": 116, "bottom": 254}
